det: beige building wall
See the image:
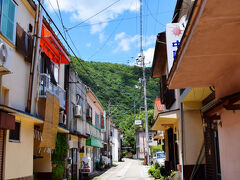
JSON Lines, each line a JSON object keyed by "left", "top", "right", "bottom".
{"left": 4, "top": 120, "right": 34, "bottom": 179}
{"left": 182, "top": 110, "right": 204, "bottom": 165}
{"left": 33, "top": 153, "right": 52, "bottom": 173}
{"left": 218, "top": 109, "right": 240, "bottom": 179}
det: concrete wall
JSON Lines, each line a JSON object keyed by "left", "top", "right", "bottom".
{"left": 87, "top": 96, "right": 101, "bottom": 127}
{"left": 182, "top": 110, "right": 204, "bottom": 165}
{"left": 59, "top": 64, "right": 65, "bottom": 89}
{"left": 4, "top": 120, "right": 34, "bottom": 179}
{"left": 67, "top": 67, "right": 87, "bottom": 133}
{"left": 218, "top": 108, "right": 240, "bottom": 179}
{"left": 112, "top": 128, "right": 119, "bottom": 162}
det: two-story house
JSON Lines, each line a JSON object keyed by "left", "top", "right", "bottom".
{"left": 65, "top": 66, "right": 88, "bottom": 180}
{"left": 33, "top": 17, "right": 70, "bottom": 179}
{"left": 86, "top": 87, "right": 104, "bottom": 170}
{"left": 0, "top": 0, "right": 43, "bottom": 179}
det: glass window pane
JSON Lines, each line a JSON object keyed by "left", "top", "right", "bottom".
{"left": 1, "top": 0, "right": 15, "bottom": 42}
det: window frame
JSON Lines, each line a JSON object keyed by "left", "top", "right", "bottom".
{"left": 0, "top": 0, "right": 18, "bottom": 44}
{"left": 9, "top": 121, "right": 21, "bottom": 143}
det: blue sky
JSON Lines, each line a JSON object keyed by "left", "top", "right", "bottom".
{"left": 45, "top": 0, "right": 177, "bottom": 66}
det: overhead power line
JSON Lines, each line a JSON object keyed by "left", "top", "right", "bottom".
{"left": 66, "top": 0, "right": 120, "bottom": 31}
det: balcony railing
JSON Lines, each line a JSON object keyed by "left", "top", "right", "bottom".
{"left": 86, "top": 122, "right": 101, "bottom": 139}
{"left": 39, "top": 73, "right": 66, "bottom": 109}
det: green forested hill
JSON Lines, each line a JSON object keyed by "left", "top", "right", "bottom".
{"left": 71, "top": 58, "right": 160, "bottom": 126}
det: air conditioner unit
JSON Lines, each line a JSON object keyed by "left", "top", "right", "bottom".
{"left": 59, "top": 111, "right": 66, "bottom": 125}
{"left": 74, "top": 105, "right": 82, "bottom": 118}
{"left": 0, "top": 40, "right": 12, "bottom": 74}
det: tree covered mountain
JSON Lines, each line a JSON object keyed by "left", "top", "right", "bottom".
{"left": 71, "top": 58, "right": 160, "bottom": 126}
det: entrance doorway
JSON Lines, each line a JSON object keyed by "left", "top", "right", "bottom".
{"left": 204, "top": 120, "right": 221, "bottom": 180}
{"left": 70, "top": 148, "right": 78, "bottom": 180}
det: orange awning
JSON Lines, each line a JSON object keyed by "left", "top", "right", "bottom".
{"left": 40, "top": 25, "right": 70, "bottom": 64}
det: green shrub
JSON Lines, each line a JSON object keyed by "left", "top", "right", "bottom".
{"left": 153, "top": 169, "right": 162, "bottom": 179}
{"left": 154, "top": 162, "right": 160, "bottom": 169}
{"left": 52, "top": 163, "right": 65, "bottom": 180}
{"left": 52, "top": 133, "right": 68, "bottom": 180}
{"left": 122, "top": 151, "right": 126, "bottom": 157}
{"left": 148, "top": 167, "right": 155, "bottom": 175}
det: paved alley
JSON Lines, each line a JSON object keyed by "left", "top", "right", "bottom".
{"left": 93, "top": 158, "right": 154, "bottom": 180}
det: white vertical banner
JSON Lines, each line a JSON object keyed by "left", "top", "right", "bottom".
{"left": 166, "top": 23, "right": 184, "bottom": 73}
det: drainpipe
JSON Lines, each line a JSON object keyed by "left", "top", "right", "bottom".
{"left": 180, "top": 102, "right": 184, "bottom": 180}
{"left": 29, "top": 0, "right": 44, "bottom": 114}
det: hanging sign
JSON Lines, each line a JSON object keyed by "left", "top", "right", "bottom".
{"left": 101, "top": 111, "right": 106, "bottom": 132}
{"left": 135, "top": 120, "right": 142, "bottom": 125}
{"left": 166, "top": 23, "right": 184, "bottom": 73}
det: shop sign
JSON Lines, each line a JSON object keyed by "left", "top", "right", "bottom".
{"left": 80, "top": 157, "right": 92, "bottom": 173}
{"left": 86, "top": 136, "right": 103, "bottom": 148}
{"left": 101, "top": 111, "right": 106, "bottom": 132}
{"left": 135, "top": 120, "right": 142, "bottom": 125}
{"left": 166, "top": 23, "right": 184, "bottom": 73}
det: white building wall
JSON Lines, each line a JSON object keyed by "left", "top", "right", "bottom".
{"left": 112, "top": 127, "right": 119, "bottom": 162}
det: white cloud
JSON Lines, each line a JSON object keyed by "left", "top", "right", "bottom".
{"left": 86, "top": 42, "right": 91, "bottom": 47}
{"left": 143, "top": 35, "right": 156, "bottom": 47}
{"left": 99, "top": 33, "right": 105, "bottom": 43}
{"left": 115, "top": 32, "right": 126, "bottom": 40}
{"left": 143, "top": 47, "right": 155, "bottom": 66}
{"left": 46, "top": 0, "right": 140, "bottom": 34}
{"left": 113, "top": 32, "right": 156, "bottom": 52}
{"left": 113, "top": 33, "right": 139, "bottom": 52}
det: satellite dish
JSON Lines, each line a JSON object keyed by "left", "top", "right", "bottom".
{"left": 0, "top": 42, "right": 7, "bottom": 65}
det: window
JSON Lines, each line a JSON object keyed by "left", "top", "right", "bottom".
{"left": 76, "top": 94, "right": 83, "bottom": 106}
{"left": 95, "top": 113, "right": 100, "bottom": 129}
{"left": 86, "top": 104, "right": 92, "bottom": 123}
{"left": 9, "top": 121, "right": 20, "bottom": 142}
{"left": 1, "top": 0, "right": 17, "bottom": 43}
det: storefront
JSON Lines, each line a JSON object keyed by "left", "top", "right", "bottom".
{"left": 86, "top": 136, "right": 103, "bottom": 170}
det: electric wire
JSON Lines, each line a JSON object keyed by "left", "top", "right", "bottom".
{"left": 56, "top": 0, "right": 67, "bottom": 40}
{"left": 64, "top": 11, "right": 173, "bottom": 29}
{"left": 144, "top": 0, "right": 165, "bottom": 27}
{"left": 37, "top": 0, "right": 149, "bottom": 116}
{"left": 86, "top": 0, "right": 135, "bottom": 61}
{"left": 66, "top": 0, "right": 120, "bottom": 31}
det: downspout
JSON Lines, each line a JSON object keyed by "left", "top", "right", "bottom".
{"left": 180, "top": 102, "right": 184, "bottom": 179}
{"left": 28, "top": 0, "right": 44, "bottom": 114}
{"left": 26, "top": 4, "right": 38, "bottom": 113}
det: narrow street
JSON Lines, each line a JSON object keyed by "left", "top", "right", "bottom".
{"left": 94, "top": 158, "right": 154, "bottom": 180}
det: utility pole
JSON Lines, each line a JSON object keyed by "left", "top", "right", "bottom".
{"left": 137, "top": 0, "right": 150, "bottom": 165}
{"left": 107, "top": 100, "right": 112, "bottom": 165}
{"left": 134, "top": 100, "right": 136, "bottom": 121}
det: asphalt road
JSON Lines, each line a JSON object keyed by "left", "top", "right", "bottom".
{"left": 94, "top": 158, "right": 154, "bottom": 180}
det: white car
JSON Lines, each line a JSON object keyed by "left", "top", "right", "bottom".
{"left": 152, "top": 152, "right": 165, "bottom": 166}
